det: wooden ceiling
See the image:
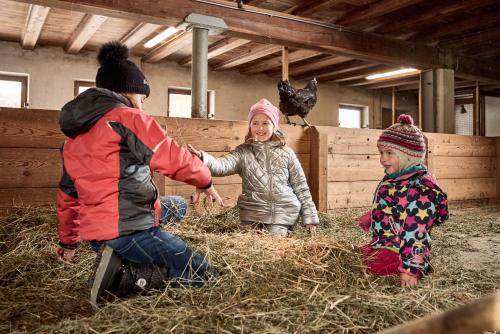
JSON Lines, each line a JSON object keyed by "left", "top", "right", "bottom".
{"left": 2, "top": 0, "right": 500, "bottom": 95}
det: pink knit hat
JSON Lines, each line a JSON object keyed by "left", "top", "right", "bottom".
{"left": 248, "top": 98, "right": 280, "bottom": 129}
{"left": 377, "top": 114, "right": 426, "bottom": 158}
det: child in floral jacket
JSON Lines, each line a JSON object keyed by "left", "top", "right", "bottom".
{"left": 358, "top": 114, "right": 448, "bottom": 287}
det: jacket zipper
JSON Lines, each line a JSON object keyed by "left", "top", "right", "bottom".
{"left": 264, "top": 143, "right": 275, "bottom": 224}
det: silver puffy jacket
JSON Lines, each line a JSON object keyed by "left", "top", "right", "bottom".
{"left": 202, "top": 141, "right": 319, "bottom": 226}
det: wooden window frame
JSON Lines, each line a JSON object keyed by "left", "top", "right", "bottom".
{"left": 167, "top": 87, "right": 214, "bottom": 118}
{"left": 74, "top": 80, "right": 95, "bottom": 96}
{"left": 0, "top": 74, "right": 28, "bottom": 108}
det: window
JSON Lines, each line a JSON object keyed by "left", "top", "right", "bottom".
{"left": 74, "top": 80, "right": 95, "bottom": 96}
{"left": 339, "top": 104, "right": 364, "bottom": 128}
{"left": 168, "top": 87, "right": 215, "bottom": 118}
{"left": 455, "top": 103, "right": 473, "bottom": 135}
{"left": 0, "top": 73, "right": 28, "bottom": 108}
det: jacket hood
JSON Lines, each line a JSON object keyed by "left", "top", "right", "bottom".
{"left": 59, "top": 87, "right": 131, "bottom": 138}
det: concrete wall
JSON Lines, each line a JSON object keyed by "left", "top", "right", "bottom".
{"left": 0, "top": 41, "right": 382, "bottom": 127}
{"left": 485, "top": 96, "right": 500, "bottom": 136}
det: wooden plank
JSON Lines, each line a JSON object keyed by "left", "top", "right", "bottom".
{"left": 120, "top": 22, "right": 159, "bottom": 49}
{"left": 327, "top": 127, "right": 383, "bottom": 155}
{"left": 21, "top": 4, "right": 50, "bottom": 50}
{"left": 335, "top": 0, "right": 423, "bottom": 26}
{"left": 0, "top": 108, "right": 64, "bottom": 148}
{"left": 240, "top": 49, "right": 320, "bottom": 75}
{"left": 426, "top": 133, "right": 495, "bottom": 156}
{"left": 179, "top": 37, "right": 250, "bottom": 66}
{"left": 16, "top": 0, "right": 500, "bottom": 82}
{"left": 310, "top": 127, "right": 328, "bottom": 211}
{"left": 213, "top": 44, "right": 282, "bottom": 70}
{"left": 65, "top": 14, "right": 107, "bottom": 54}
{"left": 433, "top": 156, "right": 496, "bottom": 179}
{"left": 164, "top": 118, "right": 310, "bottom": 154}
{"left": 327, "top": 181, "right": 379, "bottom": 209}
{"left": 0, "top": 187, "right": 57, "bottom": 208}
{"left": 328, "top": 154, "right": 383, "bottom": 182}
{"left": 142, "top": 31, "right": 192, "bottom": 63}
{"left": 287, "top": 55, "right": 351, "bottom": 77}
{"left": 497, "top": 138, "right": 500, "bottom": 205}
{"left": 439, "top": 178, "right": 496, "bottom": 201}
{"left": 0, "top": 148, "right": 61, "bottom": 188}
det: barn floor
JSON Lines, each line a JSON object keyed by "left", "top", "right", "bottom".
{"left": 0, "top": 205, "right": 499, "bottom": 334}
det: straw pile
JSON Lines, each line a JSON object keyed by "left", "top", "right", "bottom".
{"left": 1, "top": 205, "right": 499, "bottom": 333}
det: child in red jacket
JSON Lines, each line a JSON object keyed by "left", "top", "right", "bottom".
{"left": 358, "top": 114, "right": 448, "bottom": 287}
{"left": 56, "top": 41, "right": 223, "bottom": 308}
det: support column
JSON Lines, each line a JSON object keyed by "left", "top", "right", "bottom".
{"left": 435, "top": 68, "right": 455, "bottom": 133}
{"left": 420, "top": 68, "right": 455, "bottom": 133}
{"left": 191, "top": 26, "right": 209, "bottom": 118}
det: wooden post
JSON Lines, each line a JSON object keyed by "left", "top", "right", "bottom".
{"left": 391, "top": 86, "right": 396, "bottom": 123}
{"left": 497, "top": 138, "right": 500, "bottom": 204}
{"left": 418, "top": 72, "right": 423, "bottom": 129}
{"left": 425, "top": 133, "right": 435, "bottom": 174}
{"left": 310, "top": 126, "right": 328, "bottom": 212}
{"left": 379, "top": 292, "right": 500, "bottom": 334}
{"left": 474, "top": 81, "right": 480, "bottom": 135}
{"left": 281, "top": 46, "right": 289, "bottom": 81}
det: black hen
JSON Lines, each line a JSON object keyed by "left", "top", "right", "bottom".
{"left": 277, "top": 78, "right": 317, "bottom": 127}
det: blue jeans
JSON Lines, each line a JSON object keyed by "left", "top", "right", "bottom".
{"left": 90, "top": 196, "right": 217, "bottom": 286}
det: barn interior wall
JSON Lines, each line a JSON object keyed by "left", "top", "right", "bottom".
{"left": 0, "top": 41, "right": 383, "bottom": 127}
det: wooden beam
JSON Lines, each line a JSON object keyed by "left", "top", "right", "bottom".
{"left": 65, "top": 14, "right": 107, "bottom": 54}
{"left": 120, "top": 23, "right": 159, "bottom": 49}
{"left": 298, "top": 60, "right": 374, "bottom": 81}
{"left": 334, "top": 0, "right": 422, "bottom": 26}
{"left": 281, "top": 46, "right": 289, "bottom": 80}
{"left": 474, "top": 81, "right": 480, "bottom": 136}
{"left": 391, "top": 87, "right": 396, "bottom": 123}
{"left": 21, "top": 4, "right": 50, "bottom": 50}
{"left": 291, "top": 0, "right": 338, "bottom": 18}
{"left": 319, "top": 65, "right": 392, "bottom": 83}
{"left": 240, "top": 49, "right": 320, "bottom": 75}
{"left": 375, "top": 0, "right": 498, "bottom": 35}
{"left": 179, "top": 37, "right": 250, "bottom": 67}
{"left": 16, "top": 0, "right": 500, "bottom": 83}
{"left": 281, "top": 55, "right": 351, "bottom": 77}
{"left": 439, "top": 26, "right": 500, "bottom": 50}
{"left": 346, "top": 76, "right": 419, "bottom": 89}
{"left": 212, "top": 44, "right": 281, "bottom": 70}
{"left": 142, "top": 31, "right": 191, "bottom": 63}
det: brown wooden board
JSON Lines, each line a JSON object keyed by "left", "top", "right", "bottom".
{"left": 439, "top": 178, "right": 496, "bottom": 201}
{"left": 0, "top": 187, "right": 57, "bottom": 207}
{"left": 433, "top": 156, "right": 496, "bottom": 179}
{"left": 328, "top": 154, "right": 384, "bottom": 182}
{"left": 0, "top": 148, "right": 62, "bottom": 188}
{"left": 327, "top": 181, "right": 379, "bottom": 209}
{"left": 327, "top": 127, "right": 383, "bottom": 155}
{"left": 0, "top": 108, "right": 64, "bottom": 148}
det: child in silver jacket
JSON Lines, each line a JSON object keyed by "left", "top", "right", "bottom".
{"left": 189, "top": 98, "right": 319, "bottom": 236}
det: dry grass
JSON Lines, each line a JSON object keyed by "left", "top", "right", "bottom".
{"left": 0, "top": 205, "right": 498, "bottom": 333}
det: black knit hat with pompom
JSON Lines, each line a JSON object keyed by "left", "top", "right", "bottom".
{"left": 95, "top": 41, "right": 150, "bottom": 97}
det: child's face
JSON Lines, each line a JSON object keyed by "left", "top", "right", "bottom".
{"left": 379, "top": 147, "right": 400, "bottom": 174}
{"left": 250, "top": 114, "right": 274, "bottom": 142}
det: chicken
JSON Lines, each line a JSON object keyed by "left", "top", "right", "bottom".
{"left": 277, "top": 78, "right": 317, "bottom": 127}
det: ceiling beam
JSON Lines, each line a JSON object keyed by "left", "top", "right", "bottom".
{"left": 179, "top": 37, "right": 250, "bottom": 67}
{"left": 17, "top": 0, "right": 500, "bottom": 83}
{"left": 212, "top": 44, "right": 281, "bottom": 70}
{"left": 142, "top": 31, "right": 191, "bottom": 62}
{"left": 65, "top": 14, "right": 107, "bottom": 54}
{"left": 349, "top": 76, "right": 420, "bottom": 89}
{"left": 21, "top": 4, "right": 50, "bottom": 50}
{"left": 240, "top": 49, "right": 321, "bottom": 75}
{"left": 438, "top": 27, "right": 500, "bottom": 50}
{"left": 296, "top": 60, "right": 373, "bottom": 81}
{"left": 120, "top": 23, "right": 159, "bottom": 49}
{"left": 318, "top": 65, "right": 392, "bottom": 83}
{"left": 334, "top": 0, "right": 422, "bottom": 26}
{"left": 291, "top": 0, "right": 338, "bottom": 18}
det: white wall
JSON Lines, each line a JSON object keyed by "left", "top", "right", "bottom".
{"left": 0, "top": 41, "right": 382, "bottom": 127}
{"left": 485, "top": 96, "right": 500, "bottom": 136}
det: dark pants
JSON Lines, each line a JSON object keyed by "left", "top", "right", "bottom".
{"left": 91, "top": 196, "right": 217, "bottom": 286}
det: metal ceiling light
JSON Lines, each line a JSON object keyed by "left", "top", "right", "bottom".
{"left": 366, "top": 68, "right": 419, "bottom": 80}
{"left": 144, "top": 27, "right": 179, "bottom": 48}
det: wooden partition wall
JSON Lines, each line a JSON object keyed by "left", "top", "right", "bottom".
{"left": 310, "top": 127, "right": 498, "bottom": 213}
{"left": 0, "top": 107, "right": 498, "bottom": 212}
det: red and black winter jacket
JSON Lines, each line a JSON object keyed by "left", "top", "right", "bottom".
{"left": 57, "top": 88, "right": 211, "bottom": 247}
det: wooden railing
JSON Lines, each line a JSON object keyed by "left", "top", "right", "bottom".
{"left": 0, "top": 107, "right": 498, "bottom": 212}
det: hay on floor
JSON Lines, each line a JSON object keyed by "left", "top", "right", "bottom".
{"left": 0, "top": 205, "right": 499, "bottom": 333}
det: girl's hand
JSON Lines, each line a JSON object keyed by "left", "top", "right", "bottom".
{"left": 56, "top": 246, "right": 76, "bottom": 262}
{"left": 305, "top": 224, "right": 316, "bottom": 236}
{"left": 400, "top": 273, "right": 418, "bottom": 287}
{"left": 187, "top": 144, "right": 202, "bottom": 159}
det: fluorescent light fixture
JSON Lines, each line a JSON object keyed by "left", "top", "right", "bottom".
{"left": 366, "top": 68, "right": 419, "bottom": 80}
{"left": 144, "top": 26, "right": 179, "bottom": 48}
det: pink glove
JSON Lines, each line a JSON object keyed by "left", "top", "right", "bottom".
{"left": 357, "top": 211, "right": 371, "bottom": 232}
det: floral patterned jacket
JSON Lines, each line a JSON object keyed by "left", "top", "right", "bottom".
{"left": 365, "top": 165, "right": 448, "bottom": 278}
